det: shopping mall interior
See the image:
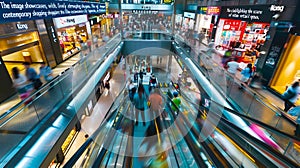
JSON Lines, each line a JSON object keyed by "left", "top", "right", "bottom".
{"left": 0, "top": 0, "right": 300, "bottom": 167}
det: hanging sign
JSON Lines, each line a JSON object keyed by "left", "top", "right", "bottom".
{"left": 0, "top": 0, "right": 106, "bottom": 24}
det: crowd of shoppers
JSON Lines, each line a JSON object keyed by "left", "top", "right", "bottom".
{"left": 11, "top": 62, "right": 53, "bottom": 101}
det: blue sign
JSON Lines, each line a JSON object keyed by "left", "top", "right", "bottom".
{"left": 0, "top": 0, "right": 106, "bottom": 23}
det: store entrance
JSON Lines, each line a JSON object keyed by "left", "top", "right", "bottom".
{"left": 1, "top": 32, "right": 44, "bottom": 79}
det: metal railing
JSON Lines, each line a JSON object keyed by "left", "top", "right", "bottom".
{"left": 0, "top": 34, "right": 122, "bottom": 162}
{"left": 174, "top": 34, "right": 297, "bottom": 136}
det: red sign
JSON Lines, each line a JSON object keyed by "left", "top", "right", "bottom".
{"left": 207, "top": 6, "right": 221, "bottom": 15}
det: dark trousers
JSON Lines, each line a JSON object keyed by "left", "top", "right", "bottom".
{"left": 284, "top": 100, "right": 295, "bottom": 112}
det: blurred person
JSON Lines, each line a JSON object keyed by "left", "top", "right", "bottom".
{"left": 11, "top": 67, "right": 28, "bottom": 94}
{"left": 226, "top": 57, "right": 240, "bottom": 75}
{"left": 287, "top": 106, "right": 300, "bottom": 123}
{"left": 225, "top": 57, "right": 240, "bottom": 87}
{"left": 239, "top": 63, "right": 253, "bottom": 89}
{"left": 133, "top": 85, "right": 147, "bottom": 126}
{"left": 282, "top": 81, "right": 300, "bottom": 112}
{"left": 148, "top": 88, "right": 163, "bottom": 123}
{"left": 171, "top": 91, "right": 181, "bottom": 113}
{"left": 128, "top": 79, "right": 136, "bottom": 101}
{"left": 23, "top": 62, "right": 42, "bottom": 90}
{"left": 149, "top": 74, "right": 158, "bottom": 92}
{"left": 104, "top": 80, "right": 110, "bottom": 93}
{"left": 39, "top": 62, "right": 53, "bottom": 83}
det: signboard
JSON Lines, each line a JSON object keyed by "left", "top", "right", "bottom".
{"left": 207, "top": 6, "right": 221, "bottom": 15}
{"left": 197, "top": 7, "right": 207, "bottom": 14}
{"left": 0, "top": 0, "right": 106, "bottom": 24}
{"left": 220, "top": 5, "right": 273, "bottom": 22}
{"left": 184, "top": 12, "right": 195, "bottom": 19}
{"left": 121, "top": 4, "right": 173, "bottom": 11}
{"left": 53, "top": 15, "right": 88, "bottom": 28}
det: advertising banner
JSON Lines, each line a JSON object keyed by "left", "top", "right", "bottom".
{"left": 220, "top": 5, "right": 273, "bottom": 22}
{"left": 0, "top": 0, "right": 106, "bottom": 24}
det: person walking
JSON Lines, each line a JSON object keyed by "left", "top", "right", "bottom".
{"left": 226, "top": 57, "right": 240, "bottom": 86}
{"left": 149, "top": 74, "right": 158, "bottom": 92}
{"left": 104, "top": 80, "right": 110, "bottom": 95}
{"left": 148, "top": 88, "right": 163, "bottom": 124}
{"left": 11, "top": 67, "right": 29, "bottom": 97}
{"left": 171, "top": 91, "right": 181, "bottom": 113}
{"left": 282, "top": 81, "right": 300, "bottom": 112}
{"left": 239, "top": 63, "right": 253, "bottom": 89}
{"left": 128, "top": 79, "right": 136, "bottom": 101}
{"left": 39, "top": 62, "right": 53, "bottom": 83}
{"left": 133, "top": 85, "right": 147, "bottom": 126}
{"left": 23, "top": 62, "right": 42, "bottom": 90}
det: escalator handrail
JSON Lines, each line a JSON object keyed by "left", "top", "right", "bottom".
{"left": 174, "top": 35, "right": 296, "bottom": 125}
{"left": 1, "top": 33, "right": 122, "bottom": 120}
{"left": 167, "top": 90, "right": 299, "bottom": 167}
{"left": 163, "top": 93, "right": 218, "bottom": 167}
{"left": 180, "top": 90, "right": 300, "bottom": 142}
{"left": 63, "top": 85, "right": 128, "bottom": 167}
{"left": 91, "top": 103, "right": 130, "bottom": 168}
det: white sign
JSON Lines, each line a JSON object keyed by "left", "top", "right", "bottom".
{"left": 53, "top": 15, "right": 88, "bottom": 28}
{"left": 184, "top": 12, "right": 195, "bottom": 19}
{"left": 16, "top": 23, "right": 28, "bottom": 30}
{"left": 270, "top": 5, "right": 285, "bottom": 12}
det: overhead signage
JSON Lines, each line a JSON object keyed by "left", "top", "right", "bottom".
{"left": 220, "top": 5, "right": 273, "bottom": 22}
{"left": 16, "top": 23, "right": 28, "bottom": 30}
{"left": 269, "top": 5, "right": 285, "bottom": 12}
{"left": 197, "top": 7, "right": 207, "bottom": 14}
{"left": 53, "top": 15, "right": 88, "bottom": 29}
{"left": 0, "top": 0, "right": 106, "bottom": 24}
{"left": 207, "top": 6, "right": 221, "bottom": 15}
{"left": 121, "top": 4, "right": 173, "bottom": 11}
{"left": 184, "top": 12, "right": 195, "bottom": 19}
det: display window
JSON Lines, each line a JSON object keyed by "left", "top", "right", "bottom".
{"left": 0, "top": 31, "right": 45, "bottom": 77}
{"left": 215, "top": 18, "right": 269, "bottom": 67}
{"left": 57, "top": 24, "right": 88, "bottom": 60}
{"left": 270, "top": 35, "right": 300, "bottom": 104}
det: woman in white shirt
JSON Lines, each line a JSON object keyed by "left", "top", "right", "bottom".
{"left": 12, "top": 67, "right": 27, "bottom": 94}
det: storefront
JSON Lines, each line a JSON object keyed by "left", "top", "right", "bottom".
{"left": 175, "top": 14, "right": 183, "bottom": 30}
{"left": 269, "top": 34, "right": 300, "bottom": 100}
{"left": 0, "top": 21, "right": 45, "bottom": 65}
{"left": 215, "top": 5, "right": 273, "bottom": 68}
{"left": 182, "top": 12, "right": 195, "bottom": 30}
{"left": 90, "top": 16, "right": 102, "bottom": 48}
{"left": 195, "top": 6, "right": 221, "bottom": 38}
{"left": 0, "top": 20, "right": 47, "bottom": 102}
{"left": 53, "top": 15, "right": 92, "bottom": 60}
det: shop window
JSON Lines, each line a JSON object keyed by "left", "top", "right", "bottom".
{"left": 270, "top": 35, "right": 300, "bottom": 97}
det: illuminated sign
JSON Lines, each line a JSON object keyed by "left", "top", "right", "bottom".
{"left": 269, "top": 5, "right": 285, "bottom": 12}
{"left": 16, "top": 23, "right": 28, "bottom": 30}
{"left": 184, "top": 12, "right": 195, "bottom": 19}
{"left": 53, "top": 15, "right": 88, "bottom": 28}
{"left": 207, "top": 6, "right": 221, "bottom": 15}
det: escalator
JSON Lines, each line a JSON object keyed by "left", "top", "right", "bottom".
{"left": 64, "top": 83, "right": 300, "bottom": 168}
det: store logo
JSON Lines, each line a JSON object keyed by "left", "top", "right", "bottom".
{"left": 270, "top": 5, "right": 285, "bottom": 12}
{"left": 60, "top": 18, "right": 76, "bottom": 25}
{"left": 16, "top": 23, "right": 28, "bottom": 30}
